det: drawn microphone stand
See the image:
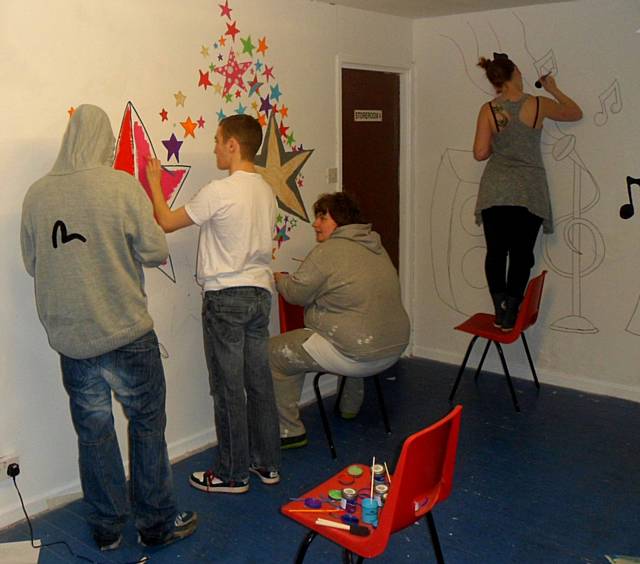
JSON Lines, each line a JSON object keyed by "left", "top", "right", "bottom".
{"left": 543, "top": 131, "right": 605, "bottom": 334}
{"left": 619, "top": 176, "right": 640, "bottom": 335}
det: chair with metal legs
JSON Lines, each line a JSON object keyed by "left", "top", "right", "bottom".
{"left": 448, "top": 271, "right": 547, "bottom": 412}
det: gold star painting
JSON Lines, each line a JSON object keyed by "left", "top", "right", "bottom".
{"left": 255, "top": 114, "right": 313, "bottom": 222}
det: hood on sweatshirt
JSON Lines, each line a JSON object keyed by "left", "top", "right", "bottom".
{"left": 49, "top": 104, "right": 115, "bottom": 176}
{"left": 329, "top": 223, "right": 384, "bottom": 254}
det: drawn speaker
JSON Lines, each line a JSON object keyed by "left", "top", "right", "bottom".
{"left": 431, "top": 148, "right": 488, "bottom": 315}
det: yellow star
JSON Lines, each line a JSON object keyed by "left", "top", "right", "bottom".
{"left": 181, "top": 116, "right": 198, "bottom": 138}
{"left": 214, "top": 83, "right": 222, "bottom": 94}
{"left": 255, "top": 114, "right": 313, "bottom": 221}
{"left": 201, "top": 45, "right": 209, "bottom": 57}
{"left": 174, "top": 90, "right": 187, "bottom": 107}
{"left": 251, "top": 101, "right": 259, "bottom": 111}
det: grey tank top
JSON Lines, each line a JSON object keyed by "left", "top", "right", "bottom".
{"left": 475, "top": 95, "right": 553, "bottom": 233}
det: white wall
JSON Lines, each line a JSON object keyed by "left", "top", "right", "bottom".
{"left": 412, "top": 0, "right": 640, "bottom": 400}
{"left": 0, "top": 0, "right": 413, "bottom": 527}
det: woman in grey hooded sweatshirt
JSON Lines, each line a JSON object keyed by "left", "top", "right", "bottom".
{"left": 271, "top": 192, "right": 410, "bottom": 448}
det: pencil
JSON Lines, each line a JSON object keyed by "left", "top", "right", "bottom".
{"left": 286, "top": 508, "right": 339, "bottom": 513}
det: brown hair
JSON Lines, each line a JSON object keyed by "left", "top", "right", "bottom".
{"left": 219, "top": 114, "right": 263, "bottom": 160}
{"left": 478, "top": 53, "right": 516, "bottom": 90}
{"left": 313, "top": 192, "right": 364, "bottom": 227}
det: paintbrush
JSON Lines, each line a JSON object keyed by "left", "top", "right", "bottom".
{"left": 315, "top": 517, "right": 370, "bottom": 537}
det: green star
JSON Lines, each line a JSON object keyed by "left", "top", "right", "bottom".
{"left": 240, "top": 35, "right": 255, "bottom": 57}
{"left": 276, "top": 214, "right": 283, "bottom": 224}
{"left": 286, "top": 132, "right": 295, "bottom": 146}
{"left": 225, "top": 93, "right": 233, "bottom": 103}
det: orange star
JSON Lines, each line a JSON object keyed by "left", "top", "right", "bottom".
{"left": 257, "top": 37, "right": 268, "bottom": 56}
{"left": 258, "top": 113, "right": 267, "bottom": 127}
{"left": 67, "top": 107, "right": 76, "bottom": 117}
{"left": 181, "top": 116, "right": 198, "bottom": 138}
{"left": 219, "top": 35, "right": 226, "bottom": 47}
{"left": 279, "top": 105, "right": 288, "bottom": 118}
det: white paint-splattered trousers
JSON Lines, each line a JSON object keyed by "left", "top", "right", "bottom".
{"left": 269, "top": 328, "right": 364, "bottom": 437}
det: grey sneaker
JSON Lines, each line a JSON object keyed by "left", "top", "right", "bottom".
{"left": 95, "top": 533, "right": 122, "bottom": 552}
{"left": 249, "top": 464, "right": 281, "bottom": 485}
{"left": 138, "top": 511, "right": 198, "bottom": 547}
{"left": 189, "top": 470, "right": 249, "bottom": 493}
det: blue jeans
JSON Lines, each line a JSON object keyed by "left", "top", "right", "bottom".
{"left": 202, "top": 287, "right": 280, "bottom": 482}
{"left": 60, "top": 331, "right": 176, "bottom": 541}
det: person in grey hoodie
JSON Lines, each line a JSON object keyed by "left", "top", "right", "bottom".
{"left": 20, "top": 104, "right": 197, "bottom": 551}
{"left": 272, "top": 192, "right": 410, "bottom": 449}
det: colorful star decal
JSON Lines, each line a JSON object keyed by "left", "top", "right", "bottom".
{"left": 270, "top": 84, "right": 282, "bottom": 102}
{"left": 259, "top": 95, "right": 272, "bottom": 116}
{"left": 217, "top": 109, "right": 226, "bottom": 121}
{"left": 67, "top": 107, "right": 76, "bottom": 117}
{"left": 255, "top": 114, "right": 313, "bottom": 222}
{"left": 219, "top": 0, "right": 232, "bottom": 19}
{"left": 236, "top": 103, "right": 246, "bottom": 114}
{"left": 198, "top": 70, "right": 213, "bottom": 90}
{"left": 279, "top": 104, "right": 288, "bottom": 118}
{"left": 257, "top": 37, "right": 268, "bottom": 56}
{"left": 225, "top": 21, "right": 240, "bottom": 41}
{"left": 263, "top": 65, "right": 274, "bottom": 81}
{"left": 219, "top": 35, "right": 226, "bottom": 47}
{"left": 162, "top": 133, "right": 183, "bottom": 162}
{"left": 181, "top": 116, "right": 198, "bottom": 138}
{"left": 159, "top": 108, "right": 168, "bottom": 122}
{"left": 197, "top": 116, "right": 206, "bottom": 128}
{"left": 201, "top": 45, "right": 210, "bottom": 57}
{"left": 279, "top": 121, "right": 289, "bottom": 138}
{"left": 240, "top": 35, "right": 255, "bottom": 56}
{"left": 174, "top": 91, "right": 186, "bottom": 107}
{"left": 248, "top": 74, "right": 263, "bottom": 97}
{"left": 214, "top": 50, "right": 252, "bottom": 96}
{"left": 114, "top": 102, "right": 190, "bottom": 282}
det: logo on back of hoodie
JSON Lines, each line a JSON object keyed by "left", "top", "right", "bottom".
{"left": 51, "top": 220, "right": 87, "bottom": 249}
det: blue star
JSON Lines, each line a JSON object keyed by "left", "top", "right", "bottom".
{"left": 217, "top": 109, "right": 226, "bottom": 121}
{"left": 235, "top": 103, "right": 246, "bottom": 115}
{"left": 270, "top": 84, "right": 282, "bottom": 102}
{"left": 255, "top": 60, "right": 263, "bottom": 72}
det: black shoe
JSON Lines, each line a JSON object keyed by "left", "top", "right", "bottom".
{"left": 501, "top": 296, "right": 521, "bottom": 331}
{"left": 138, "top": 511, "right": 198, "bottom": 547}
{"left": 249, "top": 464, "right": 281, "bottom": 485}
{"left": 95, "top": 533, "right": 122, "bottom": 552}
{"left": 491, "top": 292, "right": 506, "bottom": 327}
{"left": 280, "top": 433, "right": 308, "bottom": 450}
{"left": 189, "top": 470, "right": 249, "bottom": 493}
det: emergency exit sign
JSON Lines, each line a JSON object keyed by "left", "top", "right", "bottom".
{"left": 354, "top": 109, "right": 382, "bottom": 122}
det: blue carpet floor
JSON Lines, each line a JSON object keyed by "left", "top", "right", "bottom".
{"left": 0, "top": 357, "right": 639, "bottom": 563}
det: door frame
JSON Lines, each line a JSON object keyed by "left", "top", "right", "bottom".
{"left": 336, "top": 55, "right": 415, "bottom": 352}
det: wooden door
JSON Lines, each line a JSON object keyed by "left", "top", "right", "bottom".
{"left": 341, "top": 68, "right": 400, "bottom": 269}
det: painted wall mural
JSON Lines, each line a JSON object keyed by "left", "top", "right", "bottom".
{"left": 114, "top": 102, "right": 191, "bottom": 283}
{"left": 155, "top": 0, "right": 314, "bottom": 257}
{"left": 430, "top": 11, "right": 611, "bottom": 334}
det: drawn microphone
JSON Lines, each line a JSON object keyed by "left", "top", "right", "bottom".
{"left": 535, "top": 73, "right": 551, "bottom": 88}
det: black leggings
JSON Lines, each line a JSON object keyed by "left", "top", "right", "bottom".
{"left": 481, "top": 206, "right": 543, "bottom": 300}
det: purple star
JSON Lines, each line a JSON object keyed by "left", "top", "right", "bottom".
{"left": 162, "top": 133, "right": 183, "bottom": 163}
{"left": 259, "top": 95, "right": 272, "bottom": 116}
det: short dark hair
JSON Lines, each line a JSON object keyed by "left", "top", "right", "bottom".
{"left": 219, "top": 114, "right": 263, "bottom": 160}
{"left": 313, "top": 192, "right": 364, "bottom": 227}
{"left": 478, "top": 53, "right": 516, "bottom": 90}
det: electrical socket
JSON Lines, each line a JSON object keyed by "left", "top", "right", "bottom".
{"left": 0, "top": 454, "right": 19, "bottom": 481}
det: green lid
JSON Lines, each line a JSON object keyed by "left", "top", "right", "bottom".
{"left": 347, "top": 465, "right": 364, "bottom": 477}
{"left": 328, "top": 489, "right": 343, "bottom": 500}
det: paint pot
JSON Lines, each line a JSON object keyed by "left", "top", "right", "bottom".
{"left": 341, "top": 488, "right": 358, "bottom": 514}
{"left": 374, "top": 484, "right": 389, "bottom": 507}
{"left": 372, "top": 463, "right": 386, "bottom": 485}
{"left": 304, "top": 497, "right": 322, "bottom": 509}
{"left": 361, "top": 497, "right": 379, "bottom": 527}
{"left": 347, "top": 465, "right": 363, "bottom": 477}
{"left": 341, "top": 514, "right": 359, "bottom": 525}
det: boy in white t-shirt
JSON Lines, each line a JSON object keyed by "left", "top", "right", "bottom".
{"left": 146, "top": 115, "right": 280, "bottom": 493}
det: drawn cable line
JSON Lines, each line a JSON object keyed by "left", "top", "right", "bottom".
{"left": 439, "top": 34, "right": 493, "bottom": 96}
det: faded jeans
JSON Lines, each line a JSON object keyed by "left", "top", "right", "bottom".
{"left": 202, "top": 287, "right": 280, "bottom": 482}
{"left": 270, "top": 329, "right": 368, "bottom": 437}
{"left": 60, "top": 331, "right": 176, "bottom": 542}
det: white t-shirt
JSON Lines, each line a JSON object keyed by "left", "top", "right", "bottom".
{"left": 185, "top": 170, "right": 276, "bottom": 293}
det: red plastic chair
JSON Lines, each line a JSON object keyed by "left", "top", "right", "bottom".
{"left": 277, "top": 294, "right": 392, "bottom": 459}
{"left": 282, "top": 405, "right": 463, "bottom": 563}
{"left": 448, "top": 271, "right": 547, "bottom": 412}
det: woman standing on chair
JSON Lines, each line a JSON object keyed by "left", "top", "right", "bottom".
{"left": 473, "top": 53, "right": 582, "bottom": 330}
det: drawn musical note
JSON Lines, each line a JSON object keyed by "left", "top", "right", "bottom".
{"left": 533, "top": 50, "right": 557, "bottom": 83}
{"left": 594, "top": 79, "right": 622, "bottom": 127}
{"left": 619, "top": 176, "right": 640, "bottom": 219}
